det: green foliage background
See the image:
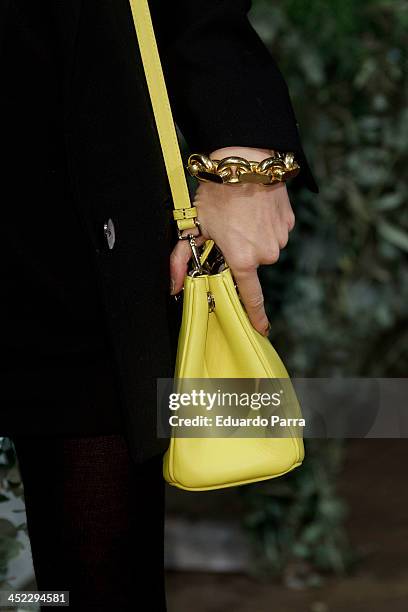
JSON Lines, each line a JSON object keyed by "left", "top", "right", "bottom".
{"left": 241, "top": 0, "right": 408, "bottom": 586}
{"left": 0, "top": 439, "right": 25, "bottom": 587}
{"left": 253, "top": 0, "right": 408, "bottom": 377}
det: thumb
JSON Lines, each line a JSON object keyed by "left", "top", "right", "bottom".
{"left": 169, "top": 235, "right": 206, "bottom": 294}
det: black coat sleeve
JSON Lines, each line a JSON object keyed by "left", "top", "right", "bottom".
{"left": 148, "top": 0, "right": 319, "bottom": 193}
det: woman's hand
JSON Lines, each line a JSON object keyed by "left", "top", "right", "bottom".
{"left": 169, "top": 146, "right": 296, "bottom": 336}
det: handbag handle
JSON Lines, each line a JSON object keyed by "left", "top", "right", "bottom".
{"left": 128, "top": 0, "right": 200, "bottom": 235}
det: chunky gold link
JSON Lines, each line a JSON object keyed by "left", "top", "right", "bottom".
{"left": 187, "top": 152, "right": 300, "bottom": 185}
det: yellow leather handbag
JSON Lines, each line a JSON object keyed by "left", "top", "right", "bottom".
{"left": 129, "top": 0, "right": 304, "bottom": 490}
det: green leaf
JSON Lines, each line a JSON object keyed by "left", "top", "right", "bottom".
{"left": 377, "top": 220, "right": 408, "bottom": 252}
{"left": 374, "top": 192, "right": 406, "bottom": 211}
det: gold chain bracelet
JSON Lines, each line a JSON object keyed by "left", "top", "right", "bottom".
{"left": 186, "top": 151, "right": 300, "bottom": 186}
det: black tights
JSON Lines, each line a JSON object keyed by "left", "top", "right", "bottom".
{"left": 11, "top": 433, "right": 167, "bottom": 611}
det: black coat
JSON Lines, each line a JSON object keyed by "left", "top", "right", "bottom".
{"left": 1, "top": 0, "right": 318, "bottom": 463}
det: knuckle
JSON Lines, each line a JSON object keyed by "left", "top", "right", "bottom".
{"left": 232, "top": 254, "right": 256, "bottom": 275}
{"left": 265, "top": 245, "right": 280, "bottom": 263}
{"left": 287, "top": 211, "right": 296, "bottom": 231}
{"left": 246, "top": 294, "right": 264, "bottom": 310}
{"left": 278, "top": 231, "right": 289, "bottom": 249}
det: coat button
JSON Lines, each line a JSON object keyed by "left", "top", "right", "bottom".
{"left": 103, "top": 218, "right": 115, "bottom": 250}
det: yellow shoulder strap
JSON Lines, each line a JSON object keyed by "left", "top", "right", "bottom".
{"left": 128, "top": 0, "right": 198, "bottom": 233}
